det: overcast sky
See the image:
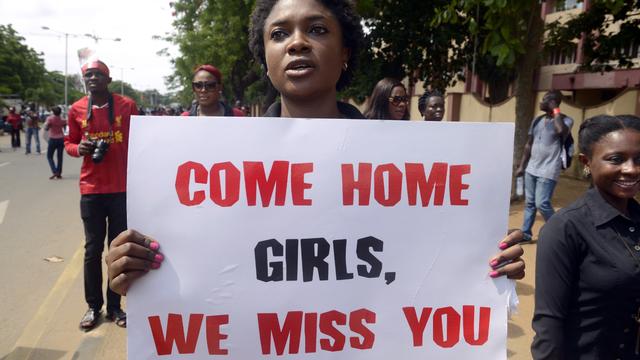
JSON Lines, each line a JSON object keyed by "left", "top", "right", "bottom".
{"left": 1, "top": 0, "right": 178, "bottom": 93}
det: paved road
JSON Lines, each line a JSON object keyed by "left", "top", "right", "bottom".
{"left": 0, "top": 133, "right": 126, "bottom": 360}
{"left": 0, "top": 130, "right": 590, "bottom": 360}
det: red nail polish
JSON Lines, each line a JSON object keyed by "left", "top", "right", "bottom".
{"left": 490, "top": 259, "right": 499, "bottom": 267}
{"left": 151, "top": 262, "right": 161, "bottom": 269}
{"left": 154, "top": 254, "right": 164, "bottom": 262}
{"left": 499, "top": 242, "right": 508, "bottom": 250}
{"left": 489, "top": 271, "right": 500, "bottom": 278}
{"left": 150, "top": 241, "right": 159, "bottom": 251}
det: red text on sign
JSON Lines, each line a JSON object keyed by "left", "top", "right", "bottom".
{"left": 257, "top": 309, "right": 376, "bottom": 355}
{"left": 148, "top": 313, "right": 229, "bottom": 355}
{"left": 402, "top": 305, "right": 490, "bottom": 348}
{"left": 175, "top": 161, "right": 313, "bottom": 207}
{"left": 342, "top": 162, "right": 471, "bottom": 206}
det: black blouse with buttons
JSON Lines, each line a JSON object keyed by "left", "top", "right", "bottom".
{"left": 532, "top": 188, "right": 640, "bottom": 359}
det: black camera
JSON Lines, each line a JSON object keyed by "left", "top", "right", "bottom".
{"left": 91, "top": 139, "right": 110, "bottom": 163}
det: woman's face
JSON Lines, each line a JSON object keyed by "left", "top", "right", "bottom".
{"left": 192, "top": 70, "right": 220, "bottom": 107}
{"left": 583, "top": 129, "right": 640, "bottom": 212}
{"left": 263, "top": 0, "right": 349, "bottom": 101}
{"left": 424, "top": 96, "right": 445, "bottom": 121}
{"left": 387, "top": 85, "right": 408, "bottom": 120}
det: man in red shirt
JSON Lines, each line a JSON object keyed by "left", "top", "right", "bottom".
{"left": 6, "top": 107, "right": 22, "bottom": 150}
{"left": 64, "top": 60, "right": 137, "bottom": 331}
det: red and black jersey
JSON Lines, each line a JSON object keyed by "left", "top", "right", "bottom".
{"left": 65, "top": 94, "right": 138, "bottom": 195}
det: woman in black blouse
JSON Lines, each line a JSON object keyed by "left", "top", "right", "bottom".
{"left": 532, "top": 115, "right": 640, "bottom": 359}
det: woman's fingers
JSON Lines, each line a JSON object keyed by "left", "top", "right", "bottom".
{"left": 490, "top": 257, "right": 525, "bottom": 279}
{"left": 490, "top": 230, "right": 526, "bottom": 278}
{"left": 111, "top": 270, "right": 149, "bottom": 296}
{"left": 106, "top": 229, "right": 162, "bottom": 296}
{"left": 498, "top": 229, "right": 523, "bottom": 250}
{"left": 110, "top": 229, "right": 157, "bottom": 249}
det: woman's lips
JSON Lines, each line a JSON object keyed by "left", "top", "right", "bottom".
{"left": 285, "top": 60, "right": 315, "bottom": 78}
{"left": 615, "top": 179, "right": 640, "bottom": 189}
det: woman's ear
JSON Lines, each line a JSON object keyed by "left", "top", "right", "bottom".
{"left": 578, "top": 153, "right": 590, "bottom": 168}
{"left": 342, "top": 47, "right": 351, "bottom": 68}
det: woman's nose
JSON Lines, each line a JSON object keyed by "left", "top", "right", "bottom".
{"left": 286, "top": 31, "right": 311, "bottom": 55}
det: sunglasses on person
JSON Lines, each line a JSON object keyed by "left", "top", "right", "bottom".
{"left": 192, "top": 81, "right": 218, "bottom": 91}
{"left": 388, "top": 96, "right": 409, "bottom": 106}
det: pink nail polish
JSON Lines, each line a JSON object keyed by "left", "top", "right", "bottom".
{"left": 154, "top": 254, "right": 164, "bottom": 262}
{"left": 499, "top": 242, "right": 508, "bottom": 250}
{"left": 151, "top": 262, "right": 161, "bottom": 269}
{"left": 490, "top": 259, "right": 499, "bottom": 267}
{"left": 149, "top": 241, "right": 159, "bottom": 251}
{"left": 489, "top": 270, "right": 499, "bottom": 278}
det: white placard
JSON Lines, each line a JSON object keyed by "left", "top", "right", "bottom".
{"left": 127, "top": 116, "right": 515, "bottom": 359}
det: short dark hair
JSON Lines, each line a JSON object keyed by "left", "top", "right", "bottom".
{"left": 543, "top": 90, "right": 563, "bottom": 105}
{"left": 578, "top": 115, "right": 640, "bottom": 157}
{"left": 52, "top": 106, "right": 61, "bottom": 115}
{"left": 363, "top": 78, "right": 408, "bottom": 120}
{"left": 418, "top": 89, "right": 444, "bottom": 115}
{"left": 249, "top": 0, "right": 364, "bottom": 91}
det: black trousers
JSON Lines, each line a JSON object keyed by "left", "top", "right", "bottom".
{"left": 10, "top": 128, "right": 20, "bottom": 147}
{"left": 80, "top": 193, "right": 127, "bottom": 311}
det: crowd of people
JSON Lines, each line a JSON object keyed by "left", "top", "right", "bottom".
{"left": 2, "top": 0, "right": 638, "bottom": 358}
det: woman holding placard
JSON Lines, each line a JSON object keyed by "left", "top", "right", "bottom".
{"left": 106, "top": 0, "right": 525, "bottom": 296}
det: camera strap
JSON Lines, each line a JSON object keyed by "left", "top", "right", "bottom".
{"left": 85, "top": 93, "right": 115, "bottom": 141}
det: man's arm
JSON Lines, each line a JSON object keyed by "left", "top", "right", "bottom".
{"left": 515, "top": 135, "right": 533, "bottom": 177}
{"left": 549, "top": 100, "right": 569, "bottom": 137}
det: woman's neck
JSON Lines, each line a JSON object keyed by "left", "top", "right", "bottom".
{"left": 280, "top": 94, "right": 342, "bottom": 119}
{"left": 199, "top": 101, "right": 222, "bottom": 116}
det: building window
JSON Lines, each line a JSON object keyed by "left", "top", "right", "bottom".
{"left": 554, "top": 0, "right": 584, "bottom": 12}
{"left": 546, "top": 44, "right": 578, "bottom": 65}
{"left": 616, "top": 39, "right": 640, "bottom": 59}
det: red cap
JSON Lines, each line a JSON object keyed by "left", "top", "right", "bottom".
{"left": 82, "top": 60, "right": 110, "bottom": 77}
{"left": 194, "top": 64, "right": 222, "bottom": 83}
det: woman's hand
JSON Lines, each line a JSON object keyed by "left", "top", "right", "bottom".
{"left": 106, "top": 229, "right": 163, "bottom": 295}
{"left": 489, "top": 229, "right": 525, "bottom": 279}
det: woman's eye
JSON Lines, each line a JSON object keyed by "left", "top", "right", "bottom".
{"left": 607, "top": 155, "right": 623, "bottom": 164}
{"left": 310, "top": 25, "right": 328, "bottom": 34}
{"left": 270, "top": 29, "right": 288, "bottom": 41}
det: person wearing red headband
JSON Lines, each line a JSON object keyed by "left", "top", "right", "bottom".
{"left": 182, "top": 64, "right": 237, "bottom": 116}
{"left": 64, "top": 59, "right": 138, "bottom": 331}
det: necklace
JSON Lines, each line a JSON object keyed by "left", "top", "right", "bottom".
{"left": 613, "top": 227, "right": 640, "bottom": 265}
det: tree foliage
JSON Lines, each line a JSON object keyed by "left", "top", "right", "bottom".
{"left": 545, "top": 0, "right": 640, "bottom": 72}
{"left": 109, "top": 80, "right": 143, "bottom": 104}
{"left": 0, "top": 25, "right": 47, "bottom": 101}
{"left": 0, "top": 25, "right": 87, "bottom": 107}
{"left": 160, "top": 0, "right": 267, "bottom": 107}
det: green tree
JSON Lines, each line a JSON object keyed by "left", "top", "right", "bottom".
{"left": 0, "top": 24, "right": 50, "bottom": 102}
{"left": 545, "top": 0, "right": 640, "bottom": 72}
{"left": 160, "top": 0, "right": 275, "bottom": 109}
{"left": 109, "top": 80, "right": 142, "bottom": 104}
{"left": 354, "top": 1, "right": 544, "bottom": 190}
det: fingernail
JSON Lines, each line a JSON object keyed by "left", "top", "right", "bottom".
{"left": 154, "top": 253, "right": 164, "bottom": 262}
{"left": 149, "top": 241, "right": 159, "bottom": 251}
{"left": 490, "top": 259, "right": 499, "bottom": 267}
{"left": 151, "top": 262, "right": 161, "bottom": 269}
{"left": 499, "top": 242, "right": 508, "bottom": 250}
{"left": 489, "top": 270, "right": 500, "bottom": 278}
